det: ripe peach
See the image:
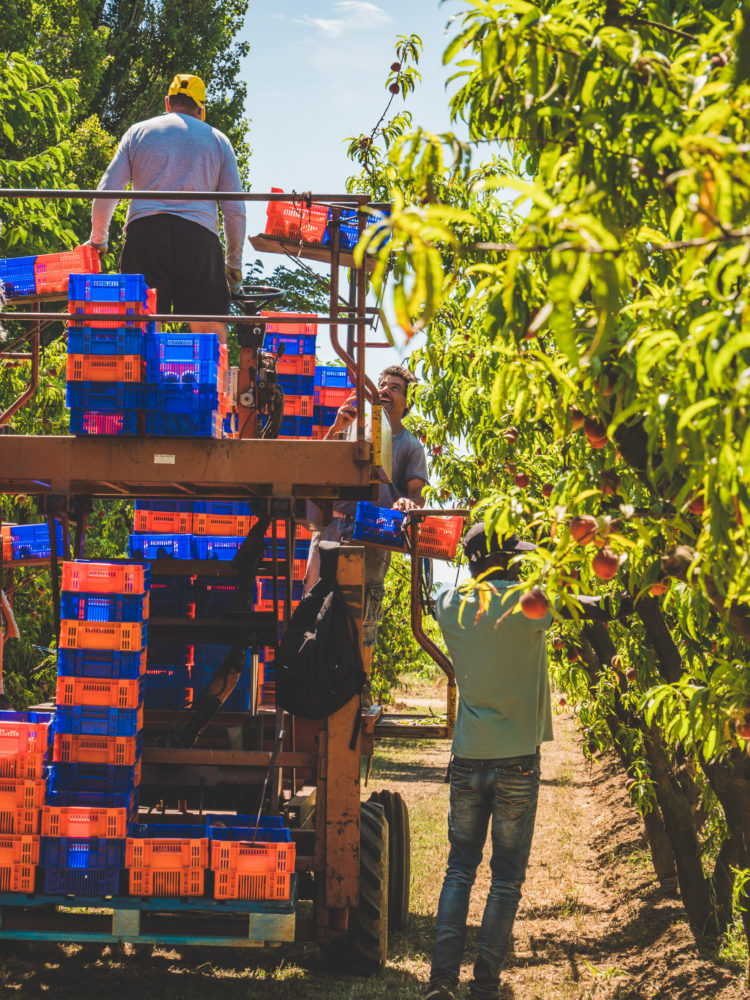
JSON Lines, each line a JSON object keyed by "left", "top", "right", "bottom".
{"left": 584, "top": 416, "right": 608, "bottom": 448}
{"left": 514, "top": 473, "right": 530, "bottom": 489}
{"left": 542, "top": 483, "right": 553, "bottom": 498}
{"left": 592, "top": 547, "right": 620, "bottom": 581}
{"left": 570, "top": 515, "right": 598, "bottom": 546}
{"left": 520, "top": 588, "right": 549, "bottom": 619}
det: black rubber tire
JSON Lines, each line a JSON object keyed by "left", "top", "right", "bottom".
{"left": 326, "top": 800, "right": 389, "bottom": 976}
{"left": 368, "top": 789, "right": 410, "bottom": 931}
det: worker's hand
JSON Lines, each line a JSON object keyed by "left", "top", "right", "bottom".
{"left": 86, "top": 240, "right": 107, "bottom": 258}
{"left": 225, "top": 265, "right": 243, "bottom": 295}
{"left": 392, "top": 497, "right": 420, "bottom": 512}
{"left": 330, "top": 393, "right": 357, "bottom": 435}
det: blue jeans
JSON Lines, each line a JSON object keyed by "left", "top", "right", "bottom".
{"left": 430, "top": 752, "right": 541, "bottom": 999}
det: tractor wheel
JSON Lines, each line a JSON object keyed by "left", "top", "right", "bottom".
{"left": 368, "top": 789, "right": 410, "bottom": 931}
{"left": 326, "top": 800, "right": 389, "bottom": 976}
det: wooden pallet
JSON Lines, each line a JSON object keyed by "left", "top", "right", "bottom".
{"left": 0, "top": 883, "right": 296, "bottom": 947}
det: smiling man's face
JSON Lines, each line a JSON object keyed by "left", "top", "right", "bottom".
{"left": 377, "top": 373, "right": 408, "bottom": 420}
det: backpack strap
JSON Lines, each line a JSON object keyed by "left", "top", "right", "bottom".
{"left": 318, "top": 540, "right": 340, "bottom": 586}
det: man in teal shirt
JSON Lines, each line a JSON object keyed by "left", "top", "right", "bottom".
{"left": 427, "top": 525, "right": 629, "bottom": 1000}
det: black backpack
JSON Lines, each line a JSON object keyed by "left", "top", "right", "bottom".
{"left": 276, "top": 541, "right": 367, "bottom": 747}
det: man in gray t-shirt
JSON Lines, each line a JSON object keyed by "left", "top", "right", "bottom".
{"left": 305, "top": 365, "right": 429, "bottom": 647}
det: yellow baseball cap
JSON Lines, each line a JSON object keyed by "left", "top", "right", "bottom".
{"left": 167, "top": 74, "right": 206, "bottom": 109}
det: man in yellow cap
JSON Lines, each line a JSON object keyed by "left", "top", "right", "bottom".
{"left": 87, "top": 73, "right": 245, "bottom": 343}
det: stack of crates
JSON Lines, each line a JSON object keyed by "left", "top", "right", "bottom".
{"left": 143, "top": 332, "right": 228, "bottom": 438}
{"left": 262, "top": 313, "right": 316, "bottom": 438}
{"left": 0, "top": 710, "right": 53, "bottom": 892}
{"left": 313, "top": 365, "right": 355, "bottom": 439}
{"left": 0, "top": 520, "right": 64, "bottom": 562}
{"left": 209, "top": 814, "right": 295, "bottom": 901}
{"left": 0, "top": 245, "right": 99, "bottom": 299}
{"left": 41, "top": 559, "right": 148, "bottom": 896}
{"left": 66, "top": 273, "right": 155, "bottom": 436}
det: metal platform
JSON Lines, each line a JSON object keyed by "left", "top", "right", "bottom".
{"left": 0, "top": 883, "right": 296, "bottom": 947}
{"left": 0, "top": 435, "right": 383, "bottom": 500}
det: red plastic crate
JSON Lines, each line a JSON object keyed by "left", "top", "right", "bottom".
{"left": 213, "top": 869, "right": 290, "bottom": 901}
{"left": 66, "top": 354, "right": 144, "bottom": 382}
{"left": 55, "top": 676, "right": 143, "bottom": 710}
{"left": 415, "top": 516, "right": 464, "bottom": 560}
{"left": 34, "top": 245, "right": 100, "bottom": 294}
{"left": 0, "top": 720, "right": 51, "bottom": 757}
{"left": 0, "top": 834, "right": 40, "bottom": 866}
{"left": 276, "top": 354, "right": 315, "bottom": 376}
{"left": 126, "top": 837, "right": 209, "bottom": 870}
{"left": 283, "top": 395, "right": 314, "bottom": 418}
{"left": 1, "top": 526, "right": 12, "bottom": 561}
{"left": 261, "top": 311, "right": 317, "bottom": 337}
{"left": 0, "top": 863, "right": 36, "bottom": 892}
{"left": 62, "top": 560, "right": 148, "bottom": 595}
{"left": 67, "top": 289, "right": 156, "bottom": 330}
{"left": 211, "top": 840, "right": 295, "bottom": 873}
{"left": 59, "top": 620, "right": 146, "bottom": 652}
{"left": 133, "top": 510, "right": 192, "bottom": 533}
{"left": 0, "top": 779, "right": 46, "bottom": 833}
{"left": 315, "top": 385, "right": 354, "bottom": 408}
{"left": 0, "top": 751, "right": 45, "bottom": 780}
{"left": 53, "top": 733, "right": 141, "bottom": 766}
{"left": 192, "top": 513, "right": 252, "bottom": 537}
{"left": 265, "top": 190, "right": 328, "bottom": 243}
{"left": 128, "top": 867, "right": 205, "bottom": 897}
{"left": 41, "top": 805, "right": 131, "bottom": 838}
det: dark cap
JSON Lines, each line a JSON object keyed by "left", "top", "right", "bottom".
{"left": 462, "top": 524, "right": 536, "bottom": 563}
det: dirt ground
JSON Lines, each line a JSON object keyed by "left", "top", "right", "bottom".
{"left": 0, "top": 704, "right": 747, "bottom": 999}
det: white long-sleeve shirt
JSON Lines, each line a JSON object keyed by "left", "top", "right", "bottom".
{"left": 90, "top": 112, "right": 246, "bottom": 268}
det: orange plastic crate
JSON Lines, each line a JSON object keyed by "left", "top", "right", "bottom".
{"left": 62, "top": 560, "right": 148, "bottom": 595}
{"left": 67, "top": 288, "right": 156, "bottom": 330}
{"left": 66, "top": 354, "right": 144, "bottom": 383}
{"left": 311, "top": 426, "right": 328, "bottom": 440}
{"left": 55, "top": 676, "right": 143, "bottom": 710}
{"left": 192, "top": 513, "right": 253, "bottom": 537}
{"left": 0, "top": 834, "right": 40, "bottom": 866}
{"left": 1, "top": 526, "right": 12, "bottom": 561}
{"left": 276, "top": 354, "right": 315, "bottom": 376}
{"left": 41, "top": 805, "right": 130, "bottom": 838}
{"left": 213, "top": 869, "right": 291, "bottom": 901}
{"left": 53, "top": 733, "right": 141, "bottom": 766}
{"left": 0, "top": 779, "right": 45, "bottom": 834}
{"left": 415, "top": 516, "right": 464, "bottom": 560}
{"left": 128, "top": 867, "right": 205, "bottom": 897}
{"left": 59, "top": 620, "right": 146, "bottom": 652}
{"left": 211, "top": 840, "right": 295, "bottom": 874}
{"left": 125, "top": 837, "right": 209, "bottom": 871}
{"left": 0, "top": 719, "right": 51, "bottom": 756}
{"left": 0, "top": 751, "right": 45, "bottom": 780}
{"left": 34, "top": 244, "right": 100, "bottom": 294}
{"left": 265, "top": 191, "right": 328, "bottom": 243}
{"left": 133, "top": 510, "right": 192, "bottom": 533}
{"left": 283, "top": 395, "right": 314, "bottom": 418}
{"left": 0, "top": 863, "right": 36, "bottom": 892}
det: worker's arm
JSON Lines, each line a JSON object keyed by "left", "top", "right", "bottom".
{"left": 217, "top": 141, "right": 246, "bottom": 272}
{"left": 392, "top": 433, "right": 429, "bottom": 510}
{"left": 89, "top": 132, "right": 133, "bottom": 252}
{"left": 324, "top": 394, "right": 357, "bottom": 440}
{"left": 392, "top": 480, "right": 427, "bottom": 511}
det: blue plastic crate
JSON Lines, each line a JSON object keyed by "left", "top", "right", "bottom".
{"left": 193, "top": 644, "right": 253, "bottom": 669}
{"left": 41, "top": 865, "right": 123, "bottom": 896}
{"left": 352, "top": 501, "right": 406, "bottom": 550}
{"left": 66, "top": 380, "right": 142, "bottom": 411}
{"left": 134, "top": 500, "right": 194, "bottom": 513}
{"left": 144, "top": 667, "right": 191, "bottom": 709}
{"left": 315, "top": 365, "right": 354, "bottom": 388}
{"left": 68, "top": 408, "right": 140, "bottom": 436}
{"left": 129, "top": 821, "right": 208, "bottom": 838}
{"left": 192, "top": 576, "right": 243, "bottom": 617}
{"left": 40, "top": 836, "right": 126, "bottom": 870}
{"left": 277, "top": 415, "right": 313, "bottom": 437}
{"left": 67, "top": 328, "right": 145, "bottom": 355}
{"left": 263, "top": 538, "right": 311, "bottom": 561}
{"left": 143, "top": 331, "right": 220, "bottom": 364}
{"left": 321, "top": 208, "right": 360, "bottom": 251}
{"left": 141, "top": 381, "right": 219, "bottom": 411}
{"left": 57, "top": 648, "right": 146, "bottom": 680}
{"left": 54, "top": 705, "right": 142, "bottom": 738}
{"left": 209, "top": 823, "right": 291, "bottom": 842}
{"left": 277, "top": 373, "right": 314, "bottom": 397}
{"left": 313, "top": 405, "right": 338, "bottom": 427}
{"left": 68, "top": 273, "right": 148, "bottom": 304}
{"left": 147, "top": 642, "right": 191, "bottom": 668}
{"left": 49, "top": 762, "right": 140, "bottom": 796}
{"left": 257, "top": 578, "right": 304, "bottom": 603}
{"left": 0, "top": 255, "right": 37, "bottom": 297}
{"left": 45, "top": 787, "right": 139, "bottom": 810}
{"left": 148, "top": 576, "right": 194, "bottom": 617}
{"left": 192, "top": 501, "right": 252, "bottom": 516}
{"left": 128, "top": 533, "right": 192, "bottom": 560}
{"left": 263, "top": 332, "right": 317, "bottom": 355}
{"left": 145, "top": 357, "right": 220, "bottom": 384}
{"left": 191, "top": 535, "right": 243, "bottom": 561}
{"left": 144, "top": 410, "right": 222, "bottom": 438}
{"left": 60, "top": 591, "right": 149, "bottom": 623}
{"left": 10, "top": 521, "right": 64, "bottom": 561}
